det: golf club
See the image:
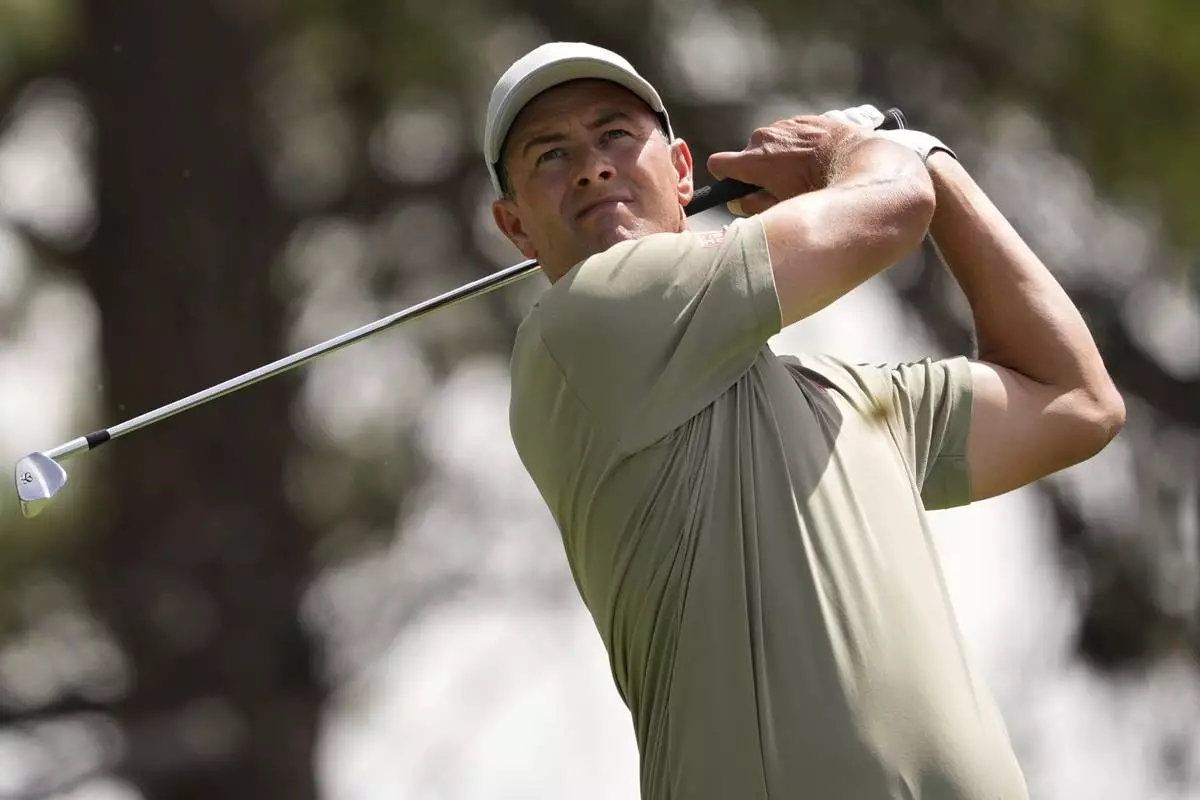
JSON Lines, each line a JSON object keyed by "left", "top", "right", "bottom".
{"left": 14, "top": 108, "right": 906, "bottom": 518}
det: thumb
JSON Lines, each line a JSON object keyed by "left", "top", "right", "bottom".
{"left": 706, "top": 150, "right": 743, "bottom": 181}
{"left": 728, "top": 189, "right": 779, "bottom": 217}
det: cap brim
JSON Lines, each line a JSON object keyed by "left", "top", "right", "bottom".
{"left": 486, "top": 57, "right": 668, "bottom": 165}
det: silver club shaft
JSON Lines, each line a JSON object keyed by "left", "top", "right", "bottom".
{"left": 42, "top": 257, "right": 542, "bottom": 462}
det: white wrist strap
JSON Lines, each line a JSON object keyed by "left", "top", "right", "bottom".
{"left": 877, "top": 129, "right": 957, "bottom": 162}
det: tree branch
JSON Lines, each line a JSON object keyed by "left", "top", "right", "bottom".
{"left": 0, "top": 693, "right": 117, "bottom": 727}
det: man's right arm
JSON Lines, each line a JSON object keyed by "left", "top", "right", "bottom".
{"left": 708, "top": 116, "right": 934, "bottom": 327}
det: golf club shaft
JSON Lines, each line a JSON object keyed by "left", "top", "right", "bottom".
{"left": 42, "top": 258, "right": 541, "bottom": 462}
{"left": 40, "top": 107, "right": 907, "bottom": 462}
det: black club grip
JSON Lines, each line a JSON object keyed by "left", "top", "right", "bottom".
{"left": 686, "top": 107, "right": 907, "bottom": 218}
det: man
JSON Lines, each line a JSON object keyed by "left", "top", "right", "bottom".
{"left": 486, "top": 42, "right": 1124, "bottom": 799}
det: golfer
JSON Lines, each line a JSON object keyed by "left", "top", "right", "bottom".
{"left": 486, "top": 42, "right": 1124, "bottom": 799}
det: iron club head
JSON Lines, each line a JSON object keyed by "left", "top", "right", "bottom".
{"left": 15, "top": 452, "right": 67, "bottom": 518}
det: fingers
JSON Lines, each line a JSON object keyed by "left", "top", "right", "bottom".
{"left": 707, "top": 149, "right": 779, "bottom": 215}
{"left": 707, "top": 106, "right": 887, "bottom": 217}
{"left": 708, "top": 113, "right": 848, "bottom": 200}
{"left": 713, "top": 107, "right": 880, "bottom": 181}
{"left": 708, "top": 121, "right": 797, "bottom": 182}
{"left": 706, "top": 149, "right": 739, "bottom": 182}
{"left": 727, "top": 189, "right": 779, "bottom": 217}
{"left": 707, "top": 149, "right": 781, "bottom": 191}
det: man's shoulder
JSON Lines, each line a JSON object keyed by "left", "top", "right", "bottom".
{"left": 556, "top": 220, "right": 757, "bottom": 295}
{"left": 508, "top": 306, "right": 577, "bottom": 396}
{"left": 511, "top": 304, "right": 548, "bottom": 372}
{"left": 508, "top": 312, "right": 553, "bottom": 445}
{"left": 570, "top": 228, "right": 693, "bottom": 281}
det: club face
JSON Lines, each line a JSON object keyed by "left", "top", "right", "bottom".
{"left": 15, "top": 452, "right": 67, "bottom": 518}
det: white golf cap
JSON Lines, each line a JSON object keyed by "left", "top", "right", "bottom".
{"left": 484, "top": 42, "right": 673, "bottom": 196}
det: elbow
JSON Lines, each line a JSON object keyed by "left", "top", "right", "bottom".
{"left": 1096, "top": 383, "right": 1127, "bottom": 442}
{"left": 1056, "top": 388, "right": 1124, "bottom": 473}
{"left": 1079, "top": 381, "right": 1127, "bottom": 455}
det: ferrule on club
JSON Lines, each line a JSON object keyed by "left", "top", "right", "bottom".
{"left": 45, "top": 431, "right": 109, "bottom": 461}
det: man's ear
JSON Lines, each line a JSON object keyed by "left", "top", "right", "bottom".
{"left": 492, "top": 198, "right": 538, "bottom": 260}
{"left": 671, "top": 138, "right": 694, "bottom": 208}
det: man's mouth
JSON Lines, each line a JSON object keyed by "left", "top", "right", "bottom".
{"left": 575, "top": 196, "right": 631, "bottom": 220}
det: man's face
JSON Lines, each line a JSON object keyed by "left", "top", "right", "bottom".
{"left": 492, "top": 80, "right": 693, "bottom": 279}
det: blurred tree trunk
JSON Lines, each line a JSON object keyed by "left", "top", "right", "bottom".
{"left": 74, "top": 1, "right": 321, "bottom": 797}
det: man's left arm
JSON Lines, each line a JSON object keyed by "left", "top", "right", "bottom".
{"left": 925, "top": 151, "right": 1126, "bottom": 502}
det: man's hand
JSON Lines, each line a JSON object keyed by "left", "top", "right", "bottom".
{"left": 707, "top": 112, "right": 933, "bottom": 328}
{"left": 707, "top": 114, "right": 871, "bottom": 216}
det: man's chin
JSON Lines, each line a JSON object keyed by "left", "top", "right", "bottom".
{"left": 594, "top": 226, "right": 639, "bottom": 251}
{"left": 586, "top": 214, "right": 658, "bottom": 247}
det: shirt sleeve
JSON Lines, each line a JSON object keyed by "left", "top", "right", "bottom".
{"left": 812, "top": 356, "right": 975, "bottom": 509}
{"left": 880, "top": 356, "right": 974, "bottom": 509}
{"left": 538, "top": 217, "right": 780, "bottom": 452}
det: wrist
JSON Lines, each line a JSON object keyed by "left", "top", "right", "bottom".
{"left": 927, "top": 149, "right": 959, "bottom": 168}
{"left": 927, "top": 154, "right": 987, "bottom": 241}
{"left": 927, "top": 150, "right": 973, "bottom": 193}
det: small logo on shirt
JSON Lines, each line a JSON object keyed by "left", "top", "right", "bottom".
{"left": 697, "top": 230, "right": 726, "bottom": 248}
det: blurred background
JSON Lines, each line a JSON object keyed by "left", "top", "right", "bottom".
{"left": 0, "top": 0, "right": 1197, "bottom": 797}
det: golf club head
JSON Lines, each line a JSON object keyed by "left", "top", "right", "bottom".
{"left": 15, "top": 452, "right": 67, "bottom": 518}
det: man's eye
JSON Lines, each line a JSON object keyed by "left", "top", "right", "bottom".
{"left": 536, "top": 148, "right": 566, "bottom": 165}
{"left": 602, "top": 129, "right": 631, "bottom": 142}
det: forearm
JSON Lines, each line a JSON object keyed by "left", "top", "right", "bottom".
{"left": 761, "top": 138, "right": 934, "bottom": 326}
{"left": 927, "top": 152, "right": 1118, "bottom": 404}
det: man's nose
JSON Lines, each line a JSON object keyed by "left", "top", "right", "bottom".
{"left": 575, "top": 149, "right": 614, "bottom": 187}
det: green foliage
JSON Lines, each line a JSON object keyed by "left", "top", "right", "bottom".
{"left": 0, "top": 0, "right": 76, "bottom": 81}
{"left": 1063, "top": 0, "right": 1200, "bottom": 260}
{"left": 735, "top": 0, "right": 1200, "bottom": 256}
{"left": 283, "top": 0, "right": 498, "bottom": 103}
